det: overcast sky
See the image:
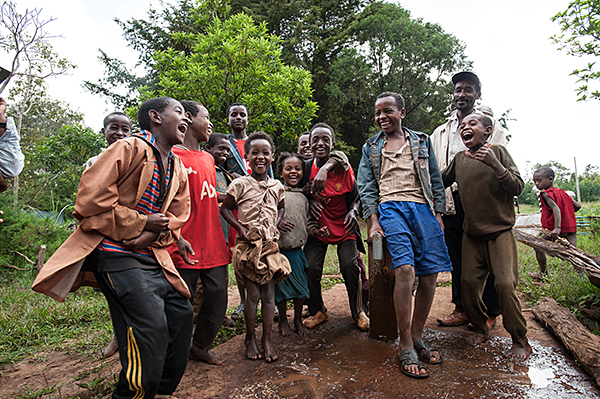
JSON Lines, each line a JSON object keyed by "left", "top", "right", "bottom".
{"left": 7, "top": 0, "right": 600, "bottom": 179}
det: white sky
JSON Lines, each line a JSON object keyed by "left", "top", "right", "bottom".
{"left": 5, "top": 0, "right": 600, "bottom": 178}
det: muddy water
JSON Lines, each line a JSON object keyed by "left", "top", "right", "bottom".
{"left": 225, "top": 327, "right": 597, "bottom": 398}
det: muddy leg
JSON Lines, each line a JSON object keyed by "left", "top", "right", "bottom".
{"left": 260, "top": 280, "right": 278, "bottom": 362}
{"left": 412, "top": 273, "right": 440, "bottom": 363}
{"left": 244, "top": 279, "right": 261, "bottom": 360}
{"left": 277, "top": 300, "right": 294, "bottom": 337}
{"left": 293, "top": 298, "right": 308, "bottom": 336}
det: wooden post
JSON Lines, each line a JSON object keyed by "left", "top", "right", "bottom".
{"left": 35, "top": 245, "right": 46, "bottom": 276}
{"left": 368, "top": 233, "right": 398, "bottom": 340}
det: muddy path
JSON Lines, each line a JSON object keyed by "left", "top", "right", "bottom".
{"left": 1, "top": 273, "right": 598, "bottom": 398}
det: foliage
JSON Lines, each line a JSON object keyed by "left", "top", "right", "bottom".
{"left": 151, "top": 12, "right": 317, "bottom": 147}
{"left": 551, "top": 0, "right": 600, "bottom": 101}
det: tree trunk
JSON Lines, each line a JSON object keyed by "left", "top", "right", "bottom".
{"left": 533, "top": 297, "right": 600, "bottom": 386}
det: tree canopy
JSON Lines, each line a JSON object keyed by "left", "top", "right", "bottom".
{"left": 551, "top": 0, "right": 600, "bottom": 101}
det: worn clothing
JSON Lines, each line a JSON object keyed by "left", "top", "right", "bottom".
{"left": 442, "top": 145, "right": 524, "bottom": 236}
{"left": 540, "top": 187, "right": 577, "bottom": 233}
{"left": 168, "top": 147, "right": 231, "bottom": 269}
{"left": 278, "top": 187, "right": 309, "bottom": 251}
{"left": 275, "top": 248, "right": 310, "bottom": 304}
{"left": 178, "top": 266, "right": 228, "bottom": 351}
{"left": 304, "top": 237, "right": 361, "bottom": 319}
{"left": 0, "top": 117, "right": 24, "bottom": 178}
{"left": 227, "top": 175, "right": 285, "bottom": 242}
{"left": 94, "top": 266, "right": 193, "bottom": 399}
{"left": 32, "top": 134, "right": 191, "bottom": 301}
{"left": 232, "top": 229, "right": 291, "bottom": 286}
{"left": 461, "top": 230, "right": 528, "bottom": 346}
{"left": 430, "top": 110, "right": 507, "bottom": 215}
{"left": 357, "top": 128, "right": 446, "bottom": 220}
{"left": 216, "top": 165, "right": 234, "bottom": 244}
{"left": 378, "top": 201, "right": 451, "bottom": 275}
{"left": 379, "top": 137, "right": 427, "bottom": 204}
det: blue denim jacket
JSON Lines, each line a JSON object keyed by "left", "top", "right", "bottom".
{"left": 357, "top": 127, "right": 446, "bottom": 219}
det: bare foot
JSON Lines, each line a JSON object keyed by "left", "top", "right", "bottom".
{"left": 189, "top": 345, "right": 224, "bottom": 365}
{"left": 279, "top": 319, "right": 296, "bottom": 337}
{"left": 503, "top": 343, "right": 532, "bottom": 361}
{"left": 466, "top": 332, "right": 490, "bottom": 347}
{"left": 295, "top": 318, "right": 308, "bottom": 336}
{"left": 101, "top": 337, "right": 119, "bottom": 358}
{"left": 262, "top": 335, "right": 278, "bottom": 363}
{"left": 245, "top": 335, "right": 261, "bottom": 360}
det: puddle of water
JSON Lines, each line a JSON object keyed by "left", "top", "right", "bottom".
{"left": 226, "top": 328, "right": 599, "bottom": 398}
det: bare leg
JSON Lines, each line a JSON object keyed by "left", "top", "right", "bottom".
{"left": 277, "top": 300, "right": 294, "bottom": 337}
{"left": 260, "top": 280, "right": 278, "bottom": 362}
{"left": 244, "top": 279, "right": 261, "bottom": 360}
{"left": 534, "top": 248, "right": 547, "bottom": 275}
{"left": 411, "top": 273, "right": 440, "bottom": 363}
{"left": 504, "top": 342, "right": 532, "bottom": 361}
{"left": 293, "top": 298, "right": 308, "bottom": 336}
{"left": 394, "top": 265, "right": 425, "bottom": 377}
{"left": 566, "top": 233, "right": 577, "bottom": 247}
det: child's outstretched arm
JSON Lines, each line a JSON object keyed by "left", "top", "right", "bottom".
{"left": 221, "top": 193, "right": 249, "bottom": 241}
{"left": 541, "top": 192, "right": 562, "bottom": 239}
{"left": 573, "top": 199, "right": 582, "bottom": 212}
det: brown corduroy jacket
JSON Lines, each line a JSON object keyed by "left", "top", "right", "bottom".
{"left": 32, "top": 136, "right": 191, "bottom": 302}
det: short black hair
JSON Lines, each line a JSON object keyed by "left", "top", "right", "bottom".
{"left": 297, "top": 131, "right": 310, "bottom": 145}
{"left": 535, "top": 167, "right": 555, "bottom": 179}
{"left": 309, "top": 122, "right": 335, "bottom": 145}
{"left": 244, "top": 131, "right": 275, "bottom": 155}
{"left": 180, "top": 100, "right": 204, "bottom": 117}
{"left": 276, "top": 152, "right": 305, "bottom": 176}
{"left": 377, "top": 92, "right": 405, "bottom": 110}
{"left": 207, "top": 132, "right": 228, "bottom": 147}
{"left": 103, "top": 112, "right": 130, "bottom": 128}
{"left": 137, "top": 97, "right": 174, "bottom": 131}
{"left": 472, "top": 112, "right": 493, "bottom": 130}
{"left": 226, "top": 102, "right": 248, "bottom": 118}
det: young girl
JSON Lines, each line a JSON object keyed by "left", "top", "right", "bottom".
{"left": 221, "top": 131, "right": 291, "bottom": 363}
{"left": 275, "top": 152, "right": 311, "bottom": 337}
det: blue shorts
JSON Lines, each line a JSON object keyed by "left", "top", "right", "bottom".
{"left": 378, "top": 201, "right": 452, "bottom": 276}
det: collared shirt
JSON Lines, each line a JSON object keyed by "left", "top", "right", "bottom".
{"left": 379, "top": 136, "right": 427, "bottom": 205}
{"left": 98, "top": 130, "right": 174, "bottom": 258}
{"left": 447, "top": 118, "right": 468, "bottom": 164}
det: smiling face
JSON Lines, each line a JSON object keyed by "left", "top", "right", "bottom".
{"left": 453, "top": 80, "right": 480, "bottom": 112}
{"left": 460, "top": 114, "right": 492, "bottom": 152}
{"left": 102, "top": 114, "right": 131, "bottom": 145}
{"left": 310, "top": 127, "right": 334, "bottom": 161}
{"left": 206, "top": 137, "right": 230, "bottom": 165}
{"left": 227, "top": 105, "right": 248, "bottom": 134}
{"left": 533, "top": 171, "right": 553, "bottom": 191}
{"left": 187, "top": 106, "right": 213, "bottom": 143}
{"left": 281, "top": 156, "right": 304, "bottom": 188}
{"left": 374, "top": 96, "right": 405, "bottom": 135}
{"left": 246, "top": 138, "right": 273, "bottom": 177}
{"left": 297, "top": 133, "right": 312, "bottom": 160}
{"left": 159, "top": 99, "right": 190, "bottom": 146}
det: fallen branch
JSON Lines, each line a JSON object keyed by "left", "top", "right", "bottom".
{"left": 533, "top": 297, "right": 600, "bottom": 386}
{"left": 513, "top": 228, "right": 600, "bottom": 280}
{"left": 13, "top": 251, "right": 35, "bottom": 265}
{"left": 1, "top": 263, "right": 36, "bottom": 272}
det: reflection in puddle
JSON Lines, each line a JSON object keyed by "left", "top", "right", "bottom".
{"left": 227, "top": 328, "right": 598, "bottom": 398}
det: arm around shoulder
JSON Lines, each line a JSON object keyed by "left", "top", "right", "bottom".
{"left": 356, "top": 142, "right": 379, "bottom": 219}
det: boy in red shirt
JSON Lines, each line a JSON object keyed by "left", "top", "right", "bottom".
{"left": 168, "top": 100, "right": 231, "bottom": 365}
{"left": 531, "top": 166, "right": 581, "bottom": 280}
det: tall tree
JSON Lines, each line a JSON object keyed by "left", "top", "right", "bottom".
{"left": 551, "top": 0, "right": 600, "bottom": 101}
{"left": 151, "top": 12, "right": 317, "bottom": 147}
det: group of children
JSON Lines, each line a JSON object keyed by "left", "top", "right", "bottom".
{"left": 32, "top": 85, "right": 581, "bottom": 396}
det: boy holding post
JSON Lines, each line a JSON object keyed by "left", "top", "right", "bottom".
{"left": 33, "top": 97, "right": 194, "bottom": 398}
{"left": 442, "top": 112, "right": 531, "bottom": 361}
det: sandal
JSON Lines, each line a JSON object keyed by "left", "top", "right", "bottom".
{"left": 414, "top": 339, "right": 442, "bottom": 365}
{"left": 397, "top": 348, "right": 428, "bottom": 379}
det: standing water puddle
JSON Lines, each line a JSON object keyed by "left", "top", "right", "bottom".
{"left": 226, "top": 328, "right": 597, "bottom": 398}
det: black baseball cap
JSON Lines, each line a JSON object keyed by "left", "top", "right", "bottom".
{"left": 452, "top": 71, "right": 481, "bottom": 92}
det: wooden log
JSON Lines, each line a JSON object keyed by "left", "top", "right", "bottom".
{"left": 368, "top": 234, "right": 398, "bottom": 341}
{"left": 513, "top": 228, "right": 600, "bottom": 280}
{"left": 533, "top": 297, "right": 600, "bottom": 386}
{"left": 35, "top": 245, "right": 46, "bottom": 276}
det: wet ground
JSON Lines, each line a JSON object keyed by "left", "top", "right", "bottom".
{"left": 176, "top": 283, "right": 599, "bottom": 399}
{"left": 1, "top": 280, "right": 598, "bottom": 398}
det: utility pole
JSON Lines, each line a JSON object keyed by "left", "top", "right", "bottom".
{"left": 574, "top": 157, "right": 581, "bottom": 202}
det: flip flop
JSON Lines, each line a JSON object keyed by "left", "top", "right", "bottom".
{"left": 397, "top": 348, "right": 428, "bottom": 379}
{"left": 414, "top": 339, "right": 442, "bottom": 365}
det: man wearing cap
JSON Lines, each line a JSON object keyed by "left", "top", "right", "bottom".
{"left": 431, "top": 71, "right": 507, "bottom": 328}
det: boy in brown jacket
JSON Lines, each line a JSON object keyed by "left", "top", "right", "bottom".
{"left": 33, "top": 97, "right": 193, "bottom": 398}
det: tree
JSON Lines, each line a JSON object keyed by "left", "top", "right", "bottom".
{"left": 151, "top": 12, "right": 317, "bottom": 147}
{"left": 551, "top": 0, "right": 600, "bottom": 101}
